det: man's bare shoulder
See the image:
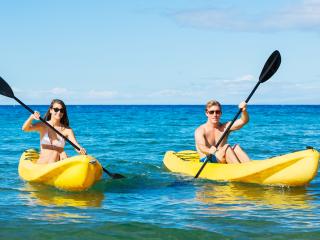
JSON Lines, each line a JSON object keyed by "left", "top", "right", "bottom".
{"left": 195, "top": 124, "right": 206, "bottom": 135}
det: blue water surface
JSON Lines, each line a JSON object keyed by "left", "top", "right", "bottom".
{"left": 0, "top": 105, "right": 320, "bottom": 240}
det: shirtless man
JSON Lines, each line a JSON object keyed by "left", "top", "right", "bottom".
{"left": 195, "top": 100, "right": 250, "bottom": 164}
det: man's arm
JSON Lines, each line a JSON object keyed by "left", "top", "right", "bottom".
{"left": 195, "top": 127, "right": 216, "bottom": 155}
{"left": 230, "top": 101, "right": 249, "bottom": 131}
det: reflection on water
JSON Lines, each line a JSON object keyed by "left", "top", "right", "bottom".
{"left": 21, "top": 183, "right": 105, "bottom": 208}
{"left": 42, "top": 212, "right": 92, "bottom": 222}
{"left": 196, "top": 182, "right": 313, "bottom": 210}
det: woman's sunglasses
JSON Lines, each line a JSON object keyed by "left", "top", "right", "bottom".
{"left": 207, "top": 110, "right": 221, "bottom": 115}
{"left": 52, "top": 107, "right": 65, "bottom": 113}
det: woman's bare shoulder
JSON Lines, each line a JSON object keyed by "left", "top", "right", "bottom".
{"left": 63, "top": 126, "right": 73, "bottom": 135}
{"left": 34, "top": 121, "right": 45, "bottom": 130}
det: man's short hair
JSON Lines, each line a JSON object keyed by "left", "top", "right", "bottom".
{"left": 205, "top": 100, "right": 222, "bottom": 112}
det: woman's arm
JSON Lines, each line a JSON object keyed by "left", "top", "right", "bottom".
{"left": 66, "top": 128, "right": 87, "bottom": 155}
{"left": 22, "top": 111, "right": 42, "bottom": 132}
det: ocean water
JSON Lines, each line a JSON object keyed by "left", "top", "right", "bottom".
{"left": 1, "top": 105, "right": 320, "bottom": 240}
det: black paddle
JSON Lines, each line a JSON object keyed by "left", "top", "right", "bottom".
{"left": 0, "top": 76, "right": 125, "bottom": 179}
{"left": 195, "top": 50, "right": 281, "bottom": 178}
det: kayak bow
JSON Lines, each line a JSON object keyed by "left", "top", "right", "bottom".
{"left": 19, "top": 149, "right": 103, "bottom": 191}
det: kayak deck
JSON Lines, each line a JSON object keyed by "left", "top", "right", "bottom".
{"left": 163, "top": 149, "right": 319, "bottom": 186}
{"left": 19, "top": 149, "right": 103, "bottom": 191}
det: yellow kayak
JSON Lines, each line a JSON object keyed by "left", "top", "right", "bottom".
{"left": 163, "top": 148, "right": 319, "bottom": 186}
{"left": 19, "top": 149, "right": 103, "bottom": 191}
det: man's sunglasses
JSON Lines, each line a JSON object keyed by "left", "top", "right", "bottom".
{"left": 52, "top": 107, "right": 65, "bottom": 113}
{"left": 207, "top": 110, "right": 221, "bottom": 115}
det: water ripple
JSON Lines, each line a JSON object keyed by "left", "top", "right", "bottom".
{"left": 1, "top": 105, "right": 320, "bottom": 239}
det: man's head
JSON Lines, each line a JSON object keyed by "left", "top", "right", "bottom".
{"left": 205, "top": 100, "right": 222, "bottom": 124}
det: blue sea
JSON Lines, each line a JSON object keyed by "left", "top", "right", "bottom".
{"left": 1, "top": 105, "right": 320, "bottom": 239}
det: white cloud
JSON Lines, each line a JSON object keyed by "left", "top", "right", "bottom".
{"left": 12, "top": 87, "right": 23, "bottom": 93}
{"left": 265, "top": 0, "right": 320, "bottom": 30}
{"left": 175, "top": 8, "right": 250, "bottom": 31}
{"left": 238, "top": 74, "right": 254, "bottom": 81}
{"left": 10, "top": 88, "right": 118, "bottom": 102}
{"left": 49, "top": 87, "right": 70, "bottom": 95}
{"left": 87, "top": 90, "right": 118, "bottom": 99}
{"left": 148, "top": 89, "right": 203, "bottom": 97}
{"left": 46, "top": 88, "right": 118, "bottom": 99}
{"left": 174, "top": 0, "right": 320, "bottom": 32}
{"left": 19, "top": 88, "right": 75, "bottom": 99}
{"left": 222, "top": 74, "right": 255, "bottom": 84}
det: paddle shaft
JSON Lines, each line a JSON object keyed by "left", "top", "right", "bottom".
{"left": 15, "top": 96, "right": 118, "bottom": 176}
{"left": 0, "top": 75, "right": 125, "bottom": 179}
{"left": 194, "top": 81, "right": 261, "bottom": 178}
{"left": 14, "top": 96, "right": 116, "bottom": 174}
{"left": 14, "top": 96, "right": 81, "bottom": 151}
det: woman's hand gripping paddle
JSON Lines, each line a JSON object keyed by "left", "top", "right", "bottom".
{"left": 0, "top": 77, "right": 125, "bottom": 179}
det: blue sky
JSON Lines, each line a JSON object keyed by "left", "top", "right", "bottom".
{"left": 0, "top": 0, "right": 319, "bottom": 104}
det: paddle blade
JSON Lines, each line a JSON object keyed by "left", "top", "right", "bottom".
{"left": 102, "top": 166, "right": 126, "bottom": 179}
{"left": 111, "top": 173, "right": 126, "bottom": 179}
{"left": 259, "top": 50, "right": 281, "bottom": 83}
{"left": 0, "top": 76, "right": 15, "bottom": 98}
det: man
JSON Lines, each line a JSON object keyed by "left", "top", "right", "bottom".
{"left": 195, "top": 100, "right": 250, "bottom": 164}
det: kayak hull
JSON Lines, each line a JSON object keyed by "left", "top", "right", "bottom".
{"left": 163, "top": 149, "right": 319, "bottom": 186}
{"left": 19, "top": 149, "right": 103, "bottom": 191}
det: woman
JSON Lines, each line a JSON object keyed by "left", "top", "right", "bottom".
{"left": 22, "top": 99, "right": 86, "bottom": 164}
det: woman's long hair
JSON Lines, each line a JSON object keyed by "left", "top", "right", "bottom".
{"left": 43, "top": 99, "right": 70, "bottom": 128}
